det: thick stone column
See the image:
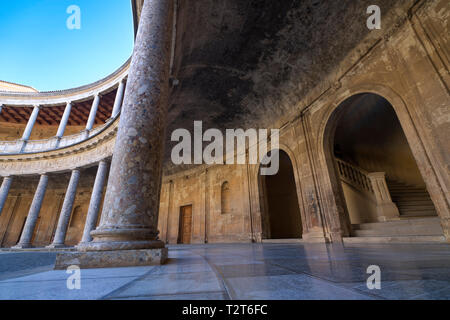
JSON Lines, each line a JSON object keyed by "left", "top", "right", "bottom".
{"left": 111, "top": 80, "right": 125, "bottom": 119}
{"left": 73, "top": 0, "right": 173, "bottom": 264}
{"left": 56, "top": 102, "right": 72, "bottom": 138}
{"left": 13, "top": 174, "right": 49, "bottom": 249}
{"left": 47, "top": 169, "right": 80, "bottom": 248}
{"left": 22, "top": 105, "right": 40, "bottom": 141}
{"left": 78, "top": 160, "right": 109, "bottom": 245}
{"left": 0, "top": 176, "right": 13, "bottom": 216}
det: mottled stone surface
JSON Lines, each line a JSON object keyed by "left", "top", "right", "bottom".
{"left": 82, "top": 0, "right": 174, "bottom": 251}
{"left": 47, "top": 169, "right": 80, "bottom": 248}
{"left": 12, "top": 174, "right": 49, "bottom": 249}
{"left": 54, "top": 248, "right": 167, "bottom": 269}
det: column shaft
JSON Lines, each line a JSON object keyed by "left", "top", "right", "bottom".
{"left": 111, "top": 80, "right": 125, "bottom": 118}
{"left": 56, "top": 102, "right": 72, "bottom": 138}
{"left": 85, "top": 95, "right": 100, "bottom": 131}
{"left": 47, "top": 170, "right": 80, "bottom": 248}
{"left": 79, "top": 161, "right": 109, "bottom": 244}
{"left": 22, "top": 106, "right": 40, "bottom": 141}
{"left": 13, "top": 174, "right": 49, "bottom": 248}
{"left": 0, "top": 176, "right": 13, "bottom": 216}
{"left": 79, "top": 0, "right": 174, "bottom": 252}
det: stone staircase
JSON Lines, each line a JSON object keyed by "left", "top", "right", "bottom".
{"left": 344, "top": 217, "right": 445, "bottom": 244}
{"left": 386, "top": 180, "right": 437, "bottom": 217}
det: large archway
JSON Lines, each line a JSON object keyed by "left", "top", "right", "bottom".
{"left": 259, "top": 149, "right": 302, "bottom": 239}
{"left": 323, "top": 93, "right": 443, "bottom": 240}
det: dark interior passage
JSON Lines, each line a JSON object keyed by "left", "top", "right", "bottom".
{"left": 261, "top": 150, "right": 302, "bottom": 239}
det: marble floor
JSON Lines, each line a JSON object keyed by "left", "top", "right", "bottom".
{"left": 0, "top": 242, "right": 449, "bottom": 299}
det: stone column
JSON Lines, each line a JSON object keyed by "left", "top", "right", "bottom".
{"left": 13, "top": 174, "right": 49, "bottom": 249}
{"left": 78, "top": 160, "right": 109, "bottom": 245}
{"left": 77, "top": 0, "right": 173, "bottom": 254}
{"left": 21, "top": 105, "right": 40, "bottom": 141}
{"left": 47, "top": 169, "right": 81, "bottom": 248}
{"left": 110, "top": 80, "right": 125, "bottom": 119}
{"left": 0, "top": 176, "right": 13, "bottom": 216}
{"left": 84, "top": 95, "right": 101, "bottom": 137}
{"left": 56, "top": 102, "right": 72, "bottom": 138}
{"left": 0, "top": 104, "right": 3, "bottom": 114}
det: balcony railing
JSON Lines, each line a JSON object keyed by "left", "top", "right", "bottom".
{"left": 0, "top": 120, "right": 112, "bottom": 155}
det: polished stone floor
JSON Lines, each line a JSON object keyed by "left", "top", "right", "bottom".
{"left": 0, "top": 242, "right": 449, "bottom": 299}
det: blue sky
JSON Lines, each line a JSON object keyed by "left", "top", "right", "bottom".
{"left": 0, "top": 0, "right": 134, "bottom": 91}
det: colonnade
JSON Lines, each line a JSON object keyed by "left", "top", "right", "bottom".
{"left": 0, "top": 160, "right": 110, "bottom": 249}
{"left": 0, "top": 79, "right": 126, "bottom": 151}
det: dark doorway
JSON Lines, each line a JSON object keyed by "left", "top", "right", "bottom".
{"left": 260, "top": 150, "right": 302, "bottom": 239}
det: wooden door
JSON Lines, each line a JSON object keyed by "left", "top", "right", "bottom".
{"left": 179, "top": 205, "right": 192, "bottom": 244}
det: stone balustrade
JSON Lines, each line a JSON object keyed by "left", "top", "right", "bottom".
{"left": 335, "top": 157, "right": 400, "bottom": 222}
{"left": 0, "top": 120, "right": 113, "bottom": 155}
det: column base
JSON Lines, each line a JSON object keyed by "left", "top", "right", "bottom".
{"left": 11, "top": 243, "right": 33, "bottom": 249}
{"left": 78, "top": 227, "right": 164, "bottom": 252}
{"left": 76, "top": 240, "right": 165, "bottom": 252}
{"left": 302, "top": 229, "right": 330, "bottom": 243}
{"left": 45, "top": 243, "right": 69, "bottom": 249}
{"left": 54, "top": 248, "right": 168, "bottom": 270}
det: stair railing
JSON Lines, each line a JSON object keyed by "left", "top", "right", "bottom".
{"left": 335, "top": 158, "right": 400, "bottom": 221}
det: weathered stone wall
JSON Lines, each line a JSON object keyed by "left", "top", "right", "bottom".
{"left": 158, "top": 0, "right": 449, "bottom": 243}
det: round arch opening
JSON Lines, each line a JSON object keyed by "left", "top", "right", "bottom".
{"left": 323, "top": 92, "right": 441, "bottom": 238}
{"left": 259, "top": 149, "right": 303, "bottom": 239}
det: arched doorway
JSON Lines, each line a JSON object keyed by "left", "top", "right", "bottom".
{"left": 324, "top": 93, "right": 443, "bottom": 240}
{"left": 259, "top": 149, "right": 302, "bottom": 239}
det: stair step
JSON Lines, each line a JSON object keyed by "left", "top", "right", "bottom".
{"left": 343, "top": 235, "right": 446, "bottom": 244}
{"left": 394, "top": 199, "right": 433, "bottom": 203}
{"left": 390, "top": 191, "right": 430, "bottom": 195}
{"left": 386, "top": 179, "right": 437, "bottom": 217}
{"left": 352, "top": 218, "right": 441, "bottom": 230}
{"left": 353, "top": 227, "right": 441, "bottom": 237}
{"left": 397, "top": 205, "right": 435, "bottom": 210}
{"left": 351, "top": 218, "right": 443, "bottom": 238}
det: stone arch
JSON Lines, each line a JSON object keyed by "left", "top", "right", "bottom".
{"left": 257, "top": 148, "right": 303, "bottom": 239}
{"left": 318, "top": 83, "right": 447, "bottom": 239}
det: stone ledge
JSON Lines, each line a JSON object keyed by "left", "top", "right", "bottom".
{"left": 54, "top": 248, "right": 168, "bottom": 270}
